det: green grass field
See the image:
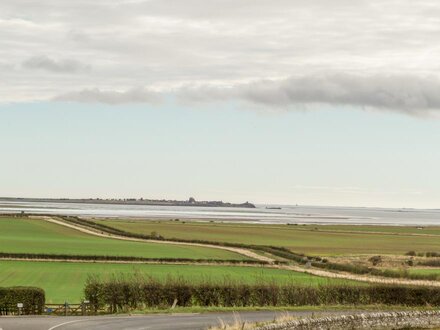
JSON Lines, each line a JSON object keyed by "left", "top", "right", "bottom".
{"left": 316, "top": 225, "right": 440, "bottom": 236}
{"left": 0, "top": 261, "right": 358, "bottom": 303}
{"left": 95, "top": 219, "right": 440, "bottom": 256}
{"left": 406, "top": 268, "right": 440, "bottom": 275}
{"left": 0, "top": 217, "right": 246, "bottom": 260}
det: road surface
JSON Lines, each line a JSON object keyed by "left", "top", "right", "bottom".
{"left": 0, "top": 310, "right": 358, "bottom": 330}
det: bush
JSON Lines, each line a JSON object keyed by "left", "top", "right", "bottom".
{"left": 405, "top": 251, "right": 417, "bottom": 256}
{"left": 84, "top": 275, "right": 440, "bottom": 312}
{"left": 369, "top": 256, "right": 382, "bottom": 266}
{"left": 0, "top": 287, "right": 45, "bottom": 314}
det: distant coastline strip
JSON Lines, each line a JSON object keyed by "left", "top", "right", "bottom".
{"left": 0, "top": 197, "right": 256, "bottom": 208}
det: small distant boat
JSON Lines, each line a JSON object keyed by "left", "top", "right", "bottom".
{"left": 266, "top": 207, "right": 282, "bottom": 210}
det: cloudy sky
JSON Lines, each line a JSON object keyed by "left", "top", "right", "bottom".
{"left": 1, "top": 0, "right": 440, "bottom": 207}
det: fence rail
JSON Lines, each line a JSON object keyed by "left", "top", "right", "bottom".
{"left": 45, "top": 302, "right": 101, "bottom": 316}
{"left": 45, "top": 303, "right": 109, "bottom": 316}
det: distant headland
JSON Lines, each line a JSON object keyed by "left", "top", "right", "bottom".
{"left": 0, "top": 197, "right": 256, "bottom": 208}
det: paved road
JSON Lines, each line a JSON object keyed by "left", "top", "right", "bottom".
{"left": 0, "top": 310, "right": 357, "bottom": 330}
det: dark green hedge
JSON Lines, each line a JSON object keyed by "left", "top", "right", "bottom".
{"left": 0, "top": 287, "right": 45, "bottom": 314}
{"left": 84, "top": 276, "right": 440, "bottom": 312}
{"left": 0, "top": 252, "right": 285, "bottom": 265}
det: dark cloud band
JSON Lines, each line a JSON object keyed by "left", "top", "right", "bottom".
{"left": 55, "top": 73, "right": 440, "bottom": 116}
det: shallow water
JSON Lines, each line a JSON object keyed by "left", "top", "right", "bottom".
{"left": 1, "top": 200, "right": 439, "bottom": 226}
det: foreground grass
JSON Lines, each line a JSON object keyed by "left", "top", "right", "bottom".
{"left": 0, "top": 260, "right": 359, "bottom": 303}
{"left": 206, "top": 307, "right": 440, "bottom": 330}
{"left": 0, "top": 217, "right": 246, "bottom": 260}
{"left": 95, "top": 219, "right": 440, "bottom": 256}
{"left": 127, "top": 304, "right": 435, "bottom": 314}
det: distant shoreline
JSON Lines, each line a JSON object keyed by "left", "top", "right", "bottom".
{"left": 0, "top": 197, "right": 256, "bottom": 209}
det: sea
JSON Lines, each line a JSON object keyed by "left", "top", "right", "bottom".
{"left": 0, "top": 200, "right": 439, "bottom": 226}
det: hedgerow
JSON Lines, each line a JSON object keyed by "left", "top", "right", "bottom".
{"left": 0, "top": 287, "right": 45, "bottom": 314}
{"left": 0, "top": 252, "right": 282, "bottom": 265}
{"left": 84, "top": 275, "right": 440, "bottom": 312}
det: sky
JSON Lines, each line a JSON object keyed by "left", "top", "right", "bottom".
{"left": 1, "top": 0, "right": 440, "bottom": 208}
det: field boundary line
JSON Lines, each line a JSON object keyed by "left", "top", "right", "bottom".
{"left": 0, "top": 257, "right": 272, "bottom": 267}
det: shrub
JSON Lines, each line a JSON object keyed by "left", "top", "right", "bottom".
{"left": 84, "top": 275, "right": 440, "bottom": 312}
{"left": 405, "top": 251, "right": 416, "bottom": 256}
{"left": 369, "top": 256, "right": 382, "bottom": 266}
{"left": 0, "top": 287, "right": 45, "bottom": 315}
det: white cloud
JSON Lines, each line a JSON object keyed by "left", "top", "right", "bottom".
{"left": 2, "top": 0, "right": 440, "bottom": 115}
